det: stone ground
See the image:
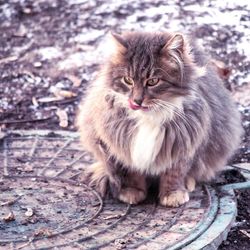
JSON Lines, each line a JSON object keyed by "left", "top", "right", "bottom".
{"left": 0, "top": 0, "right": 249, "bottom": 249}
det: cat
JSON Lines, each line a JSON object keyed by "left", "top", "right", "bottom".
{"left": 76, "top": 31, "right": 243, "bottom": 207}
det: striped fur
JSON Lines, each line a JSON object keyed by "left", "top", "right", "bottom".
{"left": 77, "top": 31, "right": 243, "bottom": 206}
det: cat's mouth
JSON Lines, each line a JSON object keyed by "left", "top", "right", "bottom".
{"left": 128, "top": 99, "right": 149, "bottom": 111}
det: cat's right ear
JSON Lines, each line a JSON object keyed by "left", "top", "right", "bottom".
{"left": 111, "top": 32, "right": 128, "bottom": 49}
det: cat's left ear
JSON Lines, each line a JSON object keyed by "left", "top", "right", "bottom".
{"left": 162, "top": 34, "right": 206, "bottom": 79}
{"left": 163, "top": 33, "right": 186, "bottom": 53}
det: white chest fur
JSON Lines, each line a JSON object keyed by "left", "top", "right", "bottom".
{"left": 131, "top": 114, "right": 165, "bottom": 174}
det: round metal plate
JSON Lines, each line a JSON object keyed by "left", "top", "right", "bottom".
{"left": 0, "top": 130, "right": 237, "bottom": 250}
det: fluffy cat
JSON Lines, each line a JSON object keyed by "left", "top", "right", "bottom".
{"left": 77, "top": 31, "right": 243, "bottom": 207}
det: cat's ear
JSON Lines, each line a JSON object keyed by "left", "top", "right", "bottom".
{"left": 163, "top": 34, "right": 185, "bottom": 53}
{"left": 111, "top": 32, "right": 128, "bottom": 49}
{"left": 162, "top": 34, "right": 206, "bottom": 80}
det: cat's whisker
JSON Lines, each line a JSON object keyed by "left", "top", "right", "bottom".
{"left": 154, "top": 67, "right": 173, "bottom": 80}
{"left": 152, "top": 100, "right": 183, "bottom": 134}
{"left": 152, "top": 99, "right": 197, "bottom": 136}
{"left": 155, "top": 99, "right": 191, "bottom": 124}
{"left": 151, "top": 104, "right": 159, "bottom": 114}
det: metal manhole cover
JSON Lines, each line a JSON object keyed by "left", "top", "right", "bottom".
{"left": 0, "top": 177, "right": 102, "bottom": 242}
{"left": 0, "top": 130, "right": 243, "bottom": 250}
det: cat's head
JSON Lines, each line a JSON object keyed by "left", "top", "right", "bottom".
{"left": 105, "top": 31, "right": 204, "bottom": 113}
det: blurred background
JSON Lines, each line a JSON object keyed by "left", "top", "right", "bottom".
{"left": 0, "top": 1, "right": 249, "bottom": 248}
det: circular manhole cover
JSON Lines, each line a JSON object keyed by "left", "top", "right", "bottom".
{"left": 0, "top": 130, "right": 239, "bottom": 250}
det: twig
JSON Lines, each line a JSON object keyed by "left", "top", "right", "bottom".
{"left": 1, "top": 195, "right": 23, "bottom": 206}
{"left": 0, "top": 116, "right": 52, "bottom": 125}
{"left": 41, "top": 96, "right": 80, "bottom": 105}
{"left": 240, "top": 230, "right": 250, "bottom": 239}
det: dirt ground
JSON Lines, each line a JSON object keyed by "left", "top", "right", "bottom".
{"left": 0, "top": 0, "right": 249, "bottom": 249}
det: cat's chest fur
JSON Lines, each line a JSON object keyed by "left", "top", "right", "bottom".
{"left": 130, "top": 113, "right": 165, "bottom": 174}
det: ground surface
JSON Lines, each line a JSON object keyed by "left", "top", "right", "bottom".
{"left": 0, "top": 0, "right": 249, "bottom": 249}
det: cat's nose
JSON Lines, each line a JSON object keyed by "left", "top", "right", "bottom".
{"left": 133, "top": 98, "right": 143, "bottom": 106}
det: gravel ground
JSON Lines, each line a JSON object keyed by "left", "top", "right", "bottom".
{"left": 0, "top": 0, "right": 249, "bottom": 248}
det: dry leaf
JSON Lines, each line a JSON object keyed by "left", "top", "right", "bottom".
{"left": 1, "top": 195, "right": 22, "bottom": 206}
{"left": 104, "top": 214, "right": 122, "bottom": 220}
{"left": 24, "top": 164, "right": 34, "bottom": 173}
{"left": 211, "top": 60, "right": 231, "bottom": 80}
{"left": 25, "top": 207, "right": 34, "bottom": 217}
{"left": 0, "top": 55, "right": 18, "bottom": 65}
{"left": 32, "top": 97, "right": 39, "bottom": 107}
{"left": 15, "top": 24, "right": 27, "bottom": 37}
{"left": 33, "top": 61, "right": 42, "bottom": 68}
{"left": 3, "top": 212, "right": 15, "bottom": 222}
{"left": 54, "top": 89, "right": 77, "bottom": 98}
{"left": 66, "top": 74, "right": 82, "bottom": 87}
{"left": 240, "top": 230, "right": 250, "bottom": 239}
{"left": 50, "top": 86, "right": 77, "bottom": 99}
{"left": 22, "top": 7, "right": 32, "bottom": 14}
{"left": 37, "top": 96, "right": 63, "bottom": 103}
{"left": 34, "top": 228, "right": 52, "bottom": 237}
{"left": 56, "top": 109, "right": 68, "bottom": 127}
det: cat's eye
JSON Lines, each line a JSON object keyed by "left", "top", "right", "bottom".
{"left": 122, "top": 76, "right": 134, "bottom": 86}
{"left": 147, "top": 78, "right": 159, "bottom": 86}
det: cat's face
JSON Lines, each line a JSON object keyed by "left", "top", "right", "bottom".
{"left": 106, "top": 32, "right": 198, "bottom": 113}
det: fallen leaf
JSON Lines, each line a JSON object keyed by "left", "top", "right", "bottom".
{"left": 65, "top": 74, "right": 82, "bottom": 87}
{"left": 34, "top": 228, "right": 52, "bottom": 237}
{"left": 15, "top": 24, "right": 27, "bottom": 37}
{"left": 240, "top": 230, "right": 250, "bottom": 239}
{"left": 1, "top": 197, "right": 20, "bottom": 206}
{"left": 0, "top": 55, "right": 18, "bottom": 65}
{"left": 103, "top": 214, "right": 122, "bottom": 220}
{"left": 25, "top": 207, "right": 34, "bottom": 217}
{"left": 22, "top": 7, "right": 32, "bottom": 14}
{"left": 211, "top": 60, "right": 232, "bottom": 80}
{"left": 54, "top": 89, "right": 77, "bottom": 98}
{"left": 24, "top": 164, "right": 34, "bottom": 173}
{"left": 32, "top": 97, "right": 39, "bottom": 107}
{"left": 37, "top": 96, "right": 63, "bottom": 103}
{"left": 33, "top": 61, "right": 42, "bottom": 68}
{"left": 56, "top": 109, "right": 68, "bottom": 127}
{"left": 3, "top": 212, "right": 15, "bottom": 222}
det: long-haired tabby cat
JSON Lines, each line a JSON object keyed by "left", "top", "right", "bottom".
{"left": 77, "top": 31, "right": 243, "bottom": 207}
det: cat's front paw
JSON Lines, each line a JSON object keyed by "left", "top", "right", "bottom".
{"left": 118, "top": 187, "right": 146, "bottom": 205}
{"left": 185, "top": 177, "right": 196, "bottom": 192}
{"left": 160, "top": 190, "right": 189, "bottom": 207}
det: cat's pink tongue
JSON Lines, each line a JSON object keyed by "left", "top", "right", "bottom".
{"left": 129, "top": 99, "right": 149, "bottom": 111}
{"left": 129, "top": 99, "right": 141, "bottom": 110}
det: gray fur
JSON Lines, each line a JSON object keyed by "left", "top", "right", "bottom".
{"left": 77, "top": 31, "right": 243, "bottom": 204}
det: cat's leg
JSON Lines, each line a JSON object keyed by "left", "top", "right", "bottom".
{"left": 82, "top": 136, "right": 122, "bottom": 198}
{"left": 86, "top": 156, "right": 125, "bottom": 199}
{"left": 159, "top": 168, "right": 189, "bottom": 207}
{"left": 85, "top": 161, "right": 109, "bottom": 198}
{"left": 118, "top": 171, "right": 147, "bottom": 205}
